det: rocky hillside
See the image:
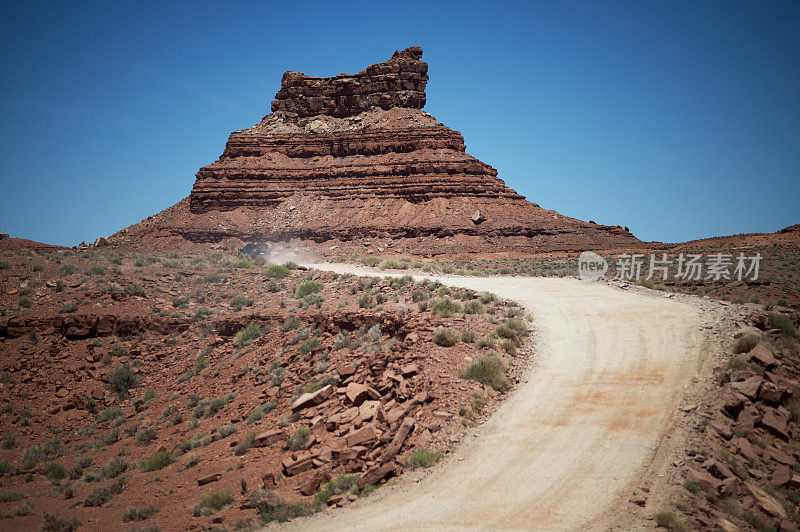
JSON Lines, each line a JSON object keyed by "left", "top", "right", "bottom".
{"left": 0, "top": 247, "right": 531, "bottom": 531}
{"left": 656, "top": 306, "right": 800, "bottom": 531}
{"left": 109, "top": 47, "right": 642, "bottom": 255}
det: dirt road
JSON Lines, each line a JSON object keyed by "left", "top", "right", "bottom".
{"left": 272, "top": 266, "right": 719, "bottom": 531}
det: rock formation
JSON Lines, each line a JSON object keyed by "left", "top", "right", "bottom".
{"left": 112, "top": 47, "right": 643, "bottom": 254}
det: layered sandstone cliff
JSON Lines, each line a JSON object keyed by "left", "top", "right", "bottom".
{"left": 112, "top": 47, "right": 643, "bottom": 254}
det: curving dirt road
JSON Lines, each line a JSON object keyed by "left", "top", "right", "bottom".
{"left": 271, "top": 266, "right": 719, "bottom": 531}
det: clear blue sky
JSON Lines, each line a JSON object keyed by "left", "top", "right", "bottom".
{"left": 1, "top": 1, "right": 798, "bottom": 246}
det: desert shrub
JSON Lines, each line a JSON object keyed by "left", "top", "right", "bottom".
{"left": 500, "top": 339, "right": 517, "bottom": 355}
{"left": 59, "top": 264, "right": 79, "bottom": 275}
{"left": 769, "top": 314, "right": 800, "bottom": 340}
{"left": 135, "top": 426, "right": 158, "bottom": 446}
{"left": 214, "top": 424, "right": 238, "bottom": 440}
{"left": 264, "top": 264, "right": 290, "bottom": 278}
{"left": 234, "top": 432, "right": 256, "bottom": 456}
{"left": 142, "top": 389, "right": 157, "bottom": 403}
{"left": 433, "top": 327, "right": 458, "bottom": 347}
{"left": 206, "top": 393, "right": 236, "bottom": 417}
{"left": 280, "top": 316, "right": 302, "bottom": 332}
{"left": 234, "top": 258, "right": 252, "bottom": 269}
{"left": 408, "top": 448, "right": 443, "bottom": 468}
{"left": 411, "top": 289, "right": 430, "bottom": 302}
{"left": 22, "top": 446, "right": 45, "bottom": 469}
{"left": 0, "top": 490, "right": 26, "bottom": 502}
{"left": 286, "top": 427, "right": 311, "bottom": 451}
{"left": 140, "top": 449, "right": 174, "bottom": 472}
{"left": 313, "top": 474, "right": 359, "bottom": 508}
{"left": 231, "top": 294, "right": 253, "bottom": 310}
{"left": 58, "top": 303, "right": 78, "bottom": 313}
{"left": 733, "top": 334, "right": 759, "bottom": 353}
{"left": 464, "top": 300, "right": 484, "bottom": 314}
{"left": 109, "top": 363, "right": 138, "bottom": 398}
{"left": 495, "top": 318, "right": 528, "bottom": 347}
{"left": 2, "top": 431, "right": 17, "bottom": 449}
{"left": 43, "top": 462, "right": 67, "bottom": 483}
{"left": 192, "top": 490, "right": 234, "bottom": 516}
{"left": 461, "top": 330, "right": 476, "bottom": 343}
{"left": 461, "top": 356, "right": 512, "bottom": 392}
{"left": 86, "top": 265, "right": 106, "bottom": 275}
{"left": 683, "top": 479, "right": 700, "bottom": 494}
{"left": 0, "top": 261, "right": 9, "bottom": 270}
{"left": 83, "top": 477, "right": 125, "bottom": 506}
{"left": 294, "top": 280, "right": 324, "bottom": 299}
{"left": 14, "top": 500, "right": 34, "bottom": 515}
{"left": 193, "top": 307, "right": 214, "bottom": 321}
{"left": 358, "top": 293, "right": 374, "bottom": 308}
{"left": 101, "top": 457, "right": 128, "bottom": 479}
{"left": 235, "top": 322, "right": 263, "bottom": 347}
{"left": 122, "top": 505, "right": 159, "bottom": 522}
{"left": 298, "top": 338, "right": 320, "bottom": 357}
{"left": 124, "top": 283, "right": 146, "bottom": 297}
{"left": 202, "top": 273, "right": 225, "bottom": 284}
{"left": 42, "top": 512, "right": 81, "bottom": 532}
{"left": 0, "top": 460, "right": 14, "bottom": 474}
{"left": 432, "top": 298, "right": 462, "bottom": 317}
{"left": 96, "top": 407, "right": 123, "bottom": 423}
{"left": 726, "top": 357, "right": 748, "bottom": 371}
{"left": 172, "top": 295, "right": 189, "bottom": 308}
{"left": 654, "top": 511, "right": 680, "bottom": 529}
{"left": 258, "top": 500, "right": 313, "bottom": 523}
{"left": 18, "top": 297, "right": 34, "bottom": 308}
{"left": 480, "top": 292, "right": 497, "bottom": 304}
{"left": 478, "top": 336, "right": 494, "bottom": 349}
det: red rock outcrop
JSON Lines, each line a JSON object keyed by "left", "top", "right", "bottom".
{"left": 270, "top": 46, "right": 427, "bottom": 118}
{"left": 112, "top": 47, "right": 644, "bottom": 254}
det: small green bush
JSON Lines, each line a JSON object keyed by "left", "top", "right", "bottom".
{"left": 172, "top": 295, "right": 189, "bottom": 308}
{"left": 58, "top": 302, "right": 78, "bottom": 313}
{"left": 2, "top": 431, "right": 17, "bottom": 449}
{"left": 101, "top": 457, "right": 128, "bottom": 479}
{"left": 18, "top": 297, "right": 34, "bottom": 308}
{"left": 124, "top": 284, "right": 146, "bottom": 297}
{"left": 733, "top": 334, "right": 759, "bottom": 353}
{"left": 769, "top": 314, "right": 800, "bottom": 340}
{"left": 286, "top": 427, "right": 311, "bottom": 451}
{"left": 235, "top": 322, "right": 263, "bottom": 347}
{"left": 95, "top": 408, "right": 121, "bottom": 425}
{"left": 464, "top": 300, "right": 485, "bottom": 314}
{"left": 313, "top": 474, "right": 359, "bottom": 508}
{"left": 0, "top": 460, "right": 14, "bottom": 474}
{"left": 140, "top": 450, "right": 174, "bottom": 472}
{"left": 83, "top": 477, "right": 125, "bottom": 506}
{"left": 192, "top": 490, "right": 235, "bottom": 516}
{"left": 109, "top": 363, "right": 138, "bottom": 398}
{"left": 280, "top": 316, "right": 302, "bottom": 332}
{"left": 136, "top": 426, "right": 158, "bottom": 446}
{"left": 42, "top": 512, "right": 81, "bottom": 532}
{"left": 231, "top": 294, "right": 253, "bottom": 310}
{"left": 122, "top": 505, "right": 159, "bottom": 522}
{"left": 294, "top": 280, "right": 324, "bottom": 299}
{"left": 43, "top": 462, "right": 67, "bottom": 483}
{"left": 234, "top": 433, "right": 256, "bottom": 456}
{"left": 264, "top": 264, "right": 290, "bottom": 278}
{"left": 654, "top": 511, "right": 680, "bottom": 529}
{"left": 408, "top": 448, "right": 443, "bottom": 468}
{"left": 433, "top": 327, "right": 458, "bottom": 347}
{"left": 432, "top": 298, "right": 462, "bottom": 317}
{"left": 0, "top": 490, "right": 26, "bottom": 503}
{"left": 461, "top": 356, "right": 512, "bottom": 392}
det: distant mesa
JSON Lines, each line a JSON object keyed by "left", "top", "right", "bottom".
{"left": 111, "top": 47, "right": 643, "bottom": 254}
